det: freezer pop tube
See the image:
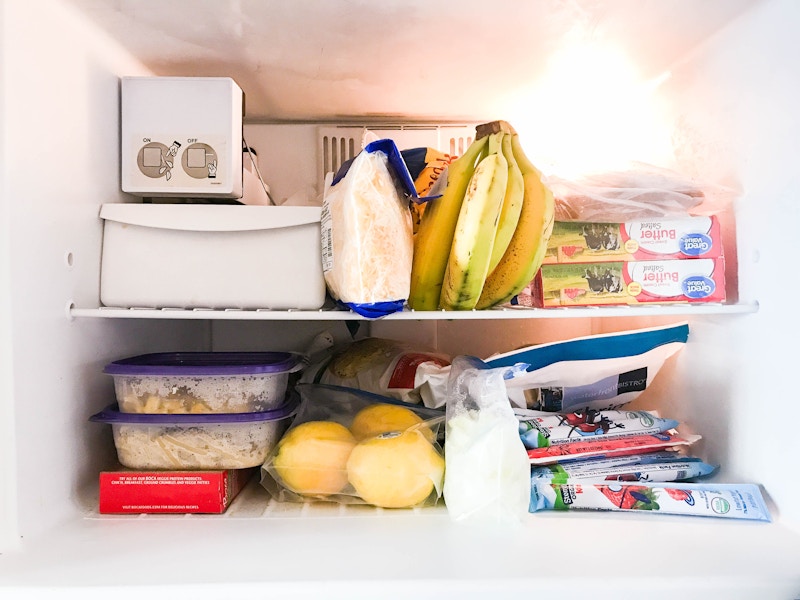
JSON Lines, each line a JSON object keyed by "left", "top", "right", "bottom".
{"left": 530, "top": 481, "right": 771, "bottom": 521}
{"left": 556, "top": 449, "right": 682, "bottom": 466}
{"left": 527, "top": 431, "right": 701, "bottom": 465}
{"left": 517, "top": 409, "right": 678, "bottom": 449}
{"left": 531, "top": 453, "right": 717, "bottom": 483}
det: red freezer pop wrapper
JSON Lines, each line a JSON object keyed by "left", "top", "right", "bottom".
{"left": 527, "top": 431, "right": 700, "bottom": 465}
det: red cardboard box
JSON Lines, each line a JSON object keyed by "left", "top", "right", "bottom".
{"left": 99, "top": 468, "right": 256, "bottom": 514}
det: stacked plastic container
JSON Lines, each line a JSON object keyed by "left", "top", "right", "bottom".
{"left": 89, "top": 352, "right": 303, "bottom": 513}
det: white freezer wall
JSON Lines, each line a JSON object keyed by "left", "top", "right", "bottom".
{"left": 663, "top": 0, "right": 800, "bottom": 527}
{"left": 0, "top": 0, "right": 213, "bottom": 551}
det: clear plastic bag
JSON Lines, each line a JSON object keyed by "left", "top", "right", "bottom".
{"left": 299, "top": 336, "right": 452, "bottom": 406}
{"left": 546, "top": 162, "right": 734, "bottom": 222}
{"left": 443, "top": 356, "right": 531, "bottom": 524}
{"left": 261, "top": 384, "right": 445, "bottom": 508}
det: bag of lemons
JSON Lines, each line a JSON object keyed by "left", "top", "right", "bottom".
{"left": 260, "top": 384, "right": 445, "bottom": 508}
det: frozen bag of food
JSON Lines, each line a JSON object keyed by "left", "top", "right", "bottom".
{"left": 486, "top": 322, "right": 688, "bottom": 411}
{"left": 261, "top": 383, "right": 445, "bottom": 509}
{"left": 443, "top": 356, "right": 531, "bottom": 524}
{"left": 401, "top": 146, "right": 455, "bottom": 234}
{"left": 400, "top": 146, "right": 454, "bottom": 198}
{"left": 321, "top": 139, "right": 416, "bottom": 318}
{"left": 300, "top": 336, "right": 452, "bottom": 406}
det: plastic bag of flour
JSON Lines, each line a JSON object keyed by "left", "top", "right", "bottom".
{"left": 486, "top": 322, "right": 689, "bottom": 411}
{"left": 321, "top": 139, "right": 416, "bottom": 318}
{"left": 443, "top": 356, "right": 531, "bottom": 524}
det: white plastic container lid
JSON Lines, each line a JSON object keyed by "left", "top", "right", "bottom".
{"left": 99, "top": 203, "right": 322, "bottom": 232}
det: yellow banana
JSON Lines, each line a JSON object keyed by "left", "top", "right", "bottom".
{"left": 487, "top": 131, "right": 524, "bottom": 274}
{"left": 408, "top": 135, "right": 488, "bottom": 311}
{"left": 475, "top": 133, "right": 555, "bottom": 309}
{"left": 440, "top": 133, "right": 508, "bottom": 310}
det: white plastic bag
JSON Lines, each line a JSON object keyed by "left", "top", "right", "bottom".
{"left": 443, "top": 356, "right": 530, "bottom": 524}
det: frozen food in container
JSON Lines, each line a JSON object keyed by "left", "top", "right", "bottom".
{"left": 104, "top": 351, "right": 304, "bottom": 414}
{"left": 89, "top": 393, "right": 298, "bottom": 470}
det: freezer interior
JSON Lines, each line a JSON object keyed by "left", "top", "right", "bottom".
{"left": 1, "top": 0, "right": 799, "bottom": 597}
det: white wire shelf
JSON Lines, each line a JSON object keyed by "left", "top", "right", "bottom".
{"left": 70, "top": 301, "right": 759, "bottom": 321}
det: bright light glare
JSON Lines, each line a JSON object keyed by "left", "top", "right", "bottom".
{"left": 506, "top": 42, "right": 673, "bottom": 179}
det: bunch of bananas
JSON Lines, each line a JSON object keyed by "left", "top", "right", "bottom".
{"left": 409, "top": 121, "right": 555, "bottom": 311}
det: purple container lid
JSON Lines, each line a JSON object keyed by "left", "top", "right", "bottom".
{"left": 103, "top": 351, "right": 304, "bottom": 377}
{"left": 89, "top": 391, "right": 299, "bottom": 425}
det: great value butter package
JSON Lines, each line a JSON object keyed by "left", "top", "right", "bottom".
{"left": 543, "top": 216, "right": 722, "bottom": 264}
{"left": 529, "top": 258, "right": 726, "bottom": 307}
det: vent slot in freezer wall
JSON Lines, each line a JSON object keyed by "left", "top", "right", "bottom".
{"left": 318, "top": 128, "right": 361, "bottom": 186}
{"left": 316, "top": 124, "right": 475, "bottom": 189}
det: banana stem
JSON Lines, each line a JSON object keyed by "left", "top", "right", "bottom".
{"left": 475, "top": 120, "right": 516, "bottom": 139}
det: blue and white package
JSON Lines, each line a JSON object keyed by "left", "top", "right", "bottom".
{"left": 331, "top": 139, "right": 425, "bottom": 201}
{"left": 530, "top": 480, "right": 771, "bottom": 522}
{"left": 516, "top": 409, "right": 679, "bottom": 449}
{"left": 530, "top": 452, "right": 717, "bottom": 483}
{"left": 321, "top": 139, "right": 418, "bottom": 318}
{"left": 486, "top": 322, "right": 689, "bottom": 411}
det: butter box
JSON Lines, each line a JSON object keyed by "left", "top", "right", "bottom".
{"left": 543, "top": 216, "right": 722, "bottom": 264}
{"left": 529, "top": 258, "right": 726, "bottom": 307}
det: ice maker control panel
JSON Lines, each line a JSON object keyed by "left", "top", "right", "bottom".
{"left": 121, "top": 77, "right": 243, "bottom": 198}
{"left": 134, "top": 138, "right": 222, "bottom": 183}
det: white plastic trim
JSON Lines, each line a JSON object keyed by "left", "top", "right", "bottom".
{"left": 99, "top": 204, "right": 322, "bottom": 232}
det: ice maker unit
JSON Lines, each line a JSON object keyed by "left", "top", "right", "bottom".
{"left": 121, "top": 76, "right": 244, "bottom": 198}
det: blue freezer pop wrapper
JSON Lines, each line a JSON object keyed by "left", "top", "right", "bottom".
{"left": 530, "top": 481, "right": 771, "bottom": 521}
{"left": 517, "top": 409, "right": 678, "bottom": 449}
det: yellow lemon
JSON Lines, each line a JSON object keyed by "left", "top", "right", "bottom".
{"left": 273, "top": 421, "right": 356, "bottom": 496}
{"left": 346, "top": 429, "right": 445, "bottom": 508}
{"left": 350, "top": 403, "right": 432, "bottom": 441}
